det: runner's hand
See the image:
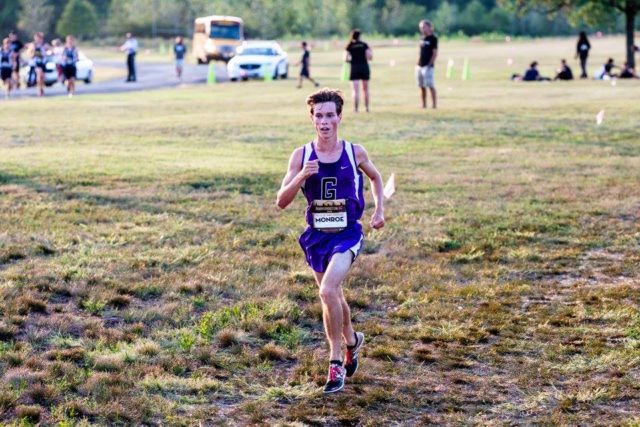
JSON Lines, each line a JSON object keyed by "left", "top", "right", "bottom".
{"left": 370, "top": 211, "right": 385, "bottom": 229}
{"left": 299, "top": 159, "right": 319, "bottom": 180}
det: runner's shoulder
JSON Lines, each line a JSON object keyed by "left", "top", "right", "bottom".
{"left": 351, "top": 143, "right": 369, "bottom": 165}
{"left": 289, "top": 146, "right": 306, "bottom": 168}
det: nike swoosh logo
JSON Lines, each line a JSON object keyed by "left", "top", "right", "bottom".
{"left": 341, "top": 166, "right": 350, "bottom": 170}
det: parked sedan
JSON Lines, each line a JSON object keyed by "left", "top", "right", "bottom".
{"left": 227, "top": 41, "right": 288, "bottom": 81}
{"left": 21, "top": 51, "right": 94, "bottom": 87}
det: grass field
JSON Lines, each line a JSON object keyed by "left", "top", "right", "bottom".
{"left": 1, "top": 36, "right": 639, "bottom": 425}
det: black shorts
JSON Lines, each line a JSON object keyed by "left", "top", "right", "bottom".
{"left": 1, "top": 67, "right": 11, "bottom": 81}
{"left": 34, "top": 62, "right": 46, "bottom": 71}
{"left": 350, "top": 63, "right": 370, "bottom": 81}
{"left": 12, "top": 58, "right": 20, "bottom": 72}
{"left": 62, "top": 64, "right": 76, "bottom": 79}
{"left": 300, "top": 67, "right": 309, "bottom": 77}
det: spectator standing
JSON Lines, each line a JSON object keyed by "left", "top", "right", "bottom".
{"left": 575, "top": 31, "right": 591, "bottom": 79}
{"left": 173, "top": 36, "right": 187, "bottom": 81}
{"left": 345, "top": 29, "right": 372, "bottom": 113}
{"left": 120, "top": 32, "right": 138, "bottom": 82}
{"left": 416, "top": 20, "right": 438, "bottom": 109}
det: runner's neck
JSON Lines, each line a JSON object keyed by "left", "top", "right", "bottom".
{"left": 314, "top": 137, "right": 341, "bottom": 153}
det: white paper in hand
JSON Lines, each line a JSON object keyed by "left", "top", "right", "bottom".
{"left": 383, "top": 173, "right": 396, "bottom": 199}
{"left": 596, "top": 109, "right": 605, "bottom": 125}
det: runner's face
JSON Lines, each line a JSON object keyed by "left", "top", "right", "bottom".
{"left": 311, "top": 102, "right": 341, "bottom": 140}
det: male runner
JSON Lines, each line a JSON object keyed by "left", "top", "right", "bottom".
{"left": 31, "top": 32, "right": 48, "bottom": 97}
{"left": 8, "top": 31, "right": 23, "bottom": 89}
{"left": 1, "top": 38, "right": 15, "bottom": 98}
{"left": 277, "top": 88, "right": 385, "bottom": 393}
{"left": 61, "top": 35, "right": 79, "bottom": 97}
{"left": 296, "top": 41, "right": 320, "bottom": 89}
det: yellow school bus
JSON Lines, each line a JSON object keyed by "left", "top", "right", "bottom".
{"left": 193, "top": 15, "right": 244, "bottom": 63}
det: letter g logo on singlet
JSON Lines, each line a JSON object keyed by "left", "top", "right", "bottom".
{"left": 321, "top": 177, "right": 337, "bottom": 200}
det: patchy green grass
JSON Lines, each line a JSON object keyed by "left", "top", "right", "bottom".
{"left": 0, "top": 36, "right": 639, "bottom": 425}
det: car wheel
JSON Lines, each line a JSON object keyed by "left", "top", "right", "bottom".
{"left": 282, "top": 65, "right": 288, "bottom": 79}
{"left": 241, "top": 77, "right": 248, "bottom": 82}
{"left": 230, "top": 77, "right": 237, "bottom": 82}
{"left": 84, "top": 71, "right": 92, "bottom": 84}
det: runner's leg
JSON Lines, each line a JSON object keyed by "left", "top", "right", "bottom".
{"left": 315, "top": 251, "right": 354, "bottom": 361}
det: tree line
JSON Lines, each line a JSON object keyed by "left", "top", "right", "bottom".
{"left": 1, "top": 0, "right": 635, "bottom": 41}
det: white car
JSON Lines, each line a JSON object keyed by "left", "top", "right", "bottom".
{"left": 21, "top": 50, "right": 94, "bottom": 87}
{"left": 227, "top": 41, "right": 288, "bottom": 81}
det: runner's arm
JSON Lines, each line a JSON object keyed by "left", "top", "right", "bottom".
{"left": 277, "top": 148, "right": 317, "bottom": 209}
{"left": 355, "top": 145, "right": 385, "bottom": 229}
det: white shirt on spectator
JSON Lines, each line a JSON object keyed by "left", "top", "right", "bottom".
{"left": 121, "top": 38, "right": 138, "bottom": 55}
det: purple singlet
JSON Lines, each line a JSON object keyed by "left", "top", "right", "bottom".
{"left": 298, "top": 140, "right": 365, "bottom": 273}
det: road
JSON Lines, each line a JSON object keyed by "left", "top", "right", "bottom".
{"left": 1, "top": 60, "right": 229, "bottom": 100}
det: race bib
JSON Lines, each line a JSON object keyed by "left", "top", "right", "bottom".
{"left": 312, "top": 199, "right": 347, "bottom": 231}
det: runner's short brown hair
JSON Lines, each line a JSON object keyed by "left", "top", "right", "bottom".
{"left": 306, "top": 88, "right": 344, "bottom": 115}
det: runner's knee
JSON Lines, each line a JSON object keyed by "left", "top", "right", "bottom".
{"left": 319, "top": 286, "right": 339, "bottom": 302}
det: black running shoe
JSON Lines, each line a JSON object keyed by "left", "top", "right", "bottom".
{"left": 323, "top": 363, "right": 346, "bottom": 394}
{"left": 344, "top": 332, "right": 364, "bottom": 377}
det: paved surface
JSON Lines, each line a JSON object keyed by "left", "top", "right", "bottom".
{"left": 1, "top": 60, "right": 229, "bottom": 100}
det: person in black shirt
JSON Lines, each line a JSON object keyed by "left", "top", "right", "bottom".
{"left": 345, "top": 29, "right": 372, "bottom": 112}
{"left": 619, "top": 62, "right": 639, "bottom": 79}
{"left": 575, "top": 31, "right": 590, "bottom": 79}
{"left": 416, "top": 20, "right": 438, "bottom": 109}
{"left": 596, "top": 58, "right": 618, "bottom": 79}
{"left": 554, "top": 59, "right": 574, "bottom": 81}
{"left": 296, "top": 41, "right": 319, "bottom": 89}
{"left": 174, "top": 36, "right": 186, "bottom": 80}
{"left": 8, "top": 31, "right": 23, "bottom": 89}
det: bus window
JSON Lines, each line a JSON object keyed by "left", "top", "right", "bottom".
{"left": 211, "top": 22, "right": 241, "bottom": 40}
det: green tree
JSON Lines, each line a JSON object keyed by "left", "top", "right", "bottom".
{"left": 459, "top": 0, "right": 490, "bottom": 35}
{"left": 56, "top": 0, "right": 98, "bottom": 39}
{"left": 498, "top": 0, "right": 639, "bottom": 67}
{"left": 0, "top": 0, "right": 20, "bottom": 36}
{"left": 433, "top": 1, "right": 459, "bottom": 35}
{"left": 380, "top": 0, "right": 427, "bottom": 35}
{"left": 18, "top": 0, "right": 54, "bottom": 37}
{"left": 488, "top": 6, "right": 512, "bottom": 34}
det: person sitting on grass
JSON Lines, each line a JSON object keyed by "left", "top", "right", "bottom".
{"left": 554, "top": 59, "right": 574, "bottom": 81}
{"left": 618, "top": 62, "right": 639, "bottom": 79}
{"left": 511, "top": 61, "right": 550, "bottom": 81}
{"left": 595, "top": 58, "right": 618, "bottom": 79}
